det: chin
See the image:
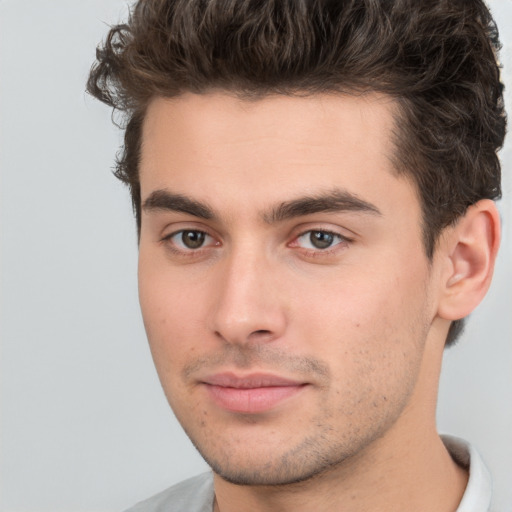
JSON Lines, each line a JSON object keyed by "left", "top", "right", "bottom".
{"left": 212, "top": 465, "right": 337, "bottom": 487}
{"left": 194, "top": 436, "right": 354, "bottom": 487}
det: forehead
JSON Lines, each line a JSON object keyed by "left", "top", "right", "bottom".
{"left": 139, "top": 92, "right": 418, "bottom": 219}
{"left": 143, "top": 90, "right": 395, "bottom": 134}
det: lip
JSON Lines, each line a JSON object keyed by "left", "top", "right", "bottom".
{"left": 201, "top": 372, "right": 308, "bottom": 414}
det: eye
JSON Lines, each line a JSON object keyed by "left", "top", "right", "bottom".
{"left": 165, "top": 230, "right": 216, "bottom": 250}
{"left": 295, "top": 230, "right": 347, "bottom": 250}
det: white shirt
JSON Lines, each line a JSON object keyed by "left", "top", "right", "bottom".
{"left": 442, "top": 435, "right": 492, "bottom": 512}
{"left": 125, "top": 435, "right": 492, "bottom": 512}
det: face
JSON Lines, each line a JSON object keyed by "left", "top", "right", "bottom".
{"left": 138, "top": 92, "right": 439, "bottom": 486}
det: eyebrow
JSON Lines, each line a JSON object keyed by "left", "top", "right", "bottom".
{"left": 263, "top": 189, "right": 381, "bottom": 223}
{"left": 142, "top": 190, "right": 214, "bottom": 219}
{"left": 142, "top": 188, "right": 381, "bottom": 223}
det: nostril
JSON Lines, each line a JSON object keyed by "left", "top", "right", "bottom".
{"left": 213, "top": 328, "right": 274, "bottom": 344}
{"left": 253, "top": 330, "right": 271, "bottom": 336}
{"left": 247, "top": 329, "right": 275, "bottom": 343}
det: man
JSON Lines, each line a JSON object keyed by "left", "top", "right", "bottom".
{"left": 88, "top": 1, "right": 506, "bottom": 510}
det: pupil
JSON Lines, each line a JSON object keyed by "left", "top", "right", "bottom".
{"left": 182, "top": 231, "right": 205, "bottom": 249}
{"left": 310, "top": 231, "right": 333, "bottom": 249}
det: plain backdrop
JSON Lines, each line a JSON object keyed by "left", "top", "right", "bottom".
{"left": 1, "top": 1, "right": 511, "bottom": 511}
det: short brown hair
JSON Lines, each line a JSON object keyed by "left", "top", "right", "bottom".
{"left": 87, "top": 0, "right": 506, "bottom": 345}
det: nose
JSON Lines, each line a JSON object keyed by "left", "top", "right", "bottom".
{"left": 207, "top": 247, "right": 288, "bottom": 346}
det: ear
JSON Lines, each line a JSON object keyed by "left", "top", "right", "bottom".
{"left": 437, "top": 199, "right": 501, "bottom": 321}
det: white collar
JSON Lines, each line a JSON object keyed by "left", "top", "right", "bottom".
{"left": 442, "top": 435, "right": 492, "bottom": 512}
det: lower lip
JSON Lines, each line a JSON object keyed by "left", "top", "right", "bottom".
{"left": 204, "top": 384, "right": 306, "bottom": 414}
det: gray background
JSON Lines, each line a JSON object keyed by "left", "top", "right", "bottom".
{"left": 1, "top": 1, "right": 510, "bottom": 510}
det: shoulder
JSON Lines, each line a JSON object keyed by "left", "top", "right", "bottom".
{"left": 123, "top": 472, "right": 214, "bottom": 512}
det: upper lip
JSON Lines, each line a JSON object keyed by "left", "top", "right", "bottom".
{"left": 201, "top": 372, "right": 305, "bottom": 389}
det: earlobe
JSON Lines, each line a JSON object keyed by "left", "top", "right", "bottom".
{"left": 437, "top": 199, "right": 501, "bottom": 321}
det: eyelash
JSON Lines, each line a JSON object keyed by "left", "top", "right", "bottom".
{"left": 160, "top": 228, "right": 353, "bottom": 258}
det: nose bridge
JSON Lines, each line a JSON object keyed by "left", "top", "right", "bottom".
{"left": 209, "top": 240, "right": 286, "bottom": 345}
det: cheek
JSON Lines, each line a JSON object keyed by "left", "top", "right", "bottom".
{"left": 295, "top": 269, "right": 425, "bottom": 338}
{"left": 138, "top": 260, "right": 207, "bottom": 375}
{"left": 291, "top": 276, "right": 429, "bottom": 435}
{"left": 291, "top": 260, "right": 430, "bottom": 382}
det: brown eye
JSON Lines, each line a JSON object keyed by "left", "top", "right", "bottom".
{"left": 166, "top": 230, "right": 214, "bottom": 250}
{"left": 181, "top": 230, "right": 205, "bottom": 249}
{"left": 309, "top": 231, "right": 335, "bottom": 249}
{"left": 293, "top": 230, "right": 350, "bottom": 252}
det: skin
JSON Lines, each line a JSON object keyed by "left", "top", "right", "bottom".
{"left": 137, "top": 92, "right": 499, "bottom": 511}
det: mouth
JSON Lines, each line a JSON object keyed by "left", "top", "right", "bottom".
{"left": 201, "top": 372, "right": 308, "bottom": 414}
